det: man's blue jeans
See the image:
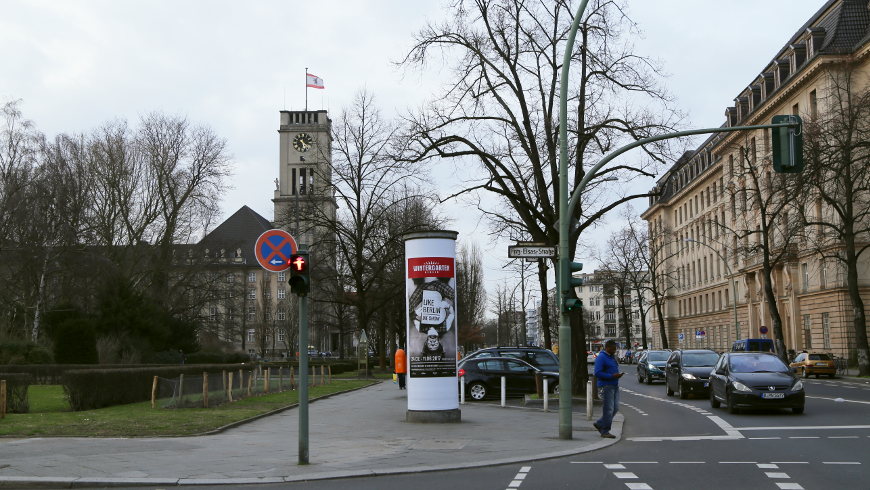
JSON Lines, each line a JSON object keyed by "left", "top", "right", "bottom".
{"left": 595, "top": 385, "right": 620, "bottom": 434}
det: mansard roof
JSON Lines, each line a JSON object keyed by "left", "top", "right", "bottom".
{"left": 199, "top": 205, "right": 273, "bottom": 264}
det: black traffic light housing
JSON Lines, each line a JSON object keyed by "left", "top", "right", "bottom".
{"left": 771, "top": 114, "right": 803, "bottom": 173}
{"left": 562, "top": 262, "right": 584, "bottom": 312}
{"left": 288, "top": 251, "right": 310, "bottom": 296}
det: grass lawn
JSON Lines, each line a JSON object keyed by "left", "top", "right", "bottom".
{"left": 0, "top": 379, "right": 378, "bottom": 438}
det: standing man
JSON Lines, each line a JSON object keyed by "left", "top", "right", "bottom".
{"left": 593, "top": 339, "right": 623, "bottom": 439}
{"left": 394, "top": 347, "right": 407, "bottom": 390}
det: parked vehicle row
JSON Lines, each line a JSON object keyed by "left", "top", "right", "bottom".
{"left": 458, "top": 347, "right": 559, "bottom": 400}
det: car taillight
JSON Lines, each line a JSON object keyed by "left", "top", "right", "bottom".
{"left": 458, "top": 368, "right": 466, "bottom": 377}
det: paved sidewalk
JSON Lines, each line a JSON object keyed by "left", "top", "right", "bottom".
{"left": 0, "top": 381, "right": 621, "bottom": 487}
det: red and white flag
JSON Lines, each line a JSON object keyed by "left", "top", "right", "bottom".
{"left": 306, "top": 73, "right": 325, "bottom": 89}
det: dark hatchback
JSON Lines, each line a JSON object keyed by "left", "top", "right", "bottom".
{"left": 709, "top": 352, "right": 805, "bottom": 414}
{"left": 665, "top": 349, "right": 720, "bottom": 399}
{"left": 463, "top": 346, "right": 560, "bottom": 372}
{"left": 636, "top": 350, "right": 671, "bottom": 384}
{"left": 458, "top": 356, "right": 558, "bottom": 401}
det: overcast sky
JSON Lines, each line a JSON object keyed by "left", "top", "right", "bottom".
{"left": 1, "top": 0, "right": 826, "bottom": 307}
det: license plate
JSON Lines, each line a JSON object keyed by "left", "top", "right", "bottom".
{"left": 703, "top": 382, "right": 709, "bottom": 387}
{"left": 761, "top": 392, "right": 785, "bottom": 399}
{"left": 815, "top": 363, "right": 828, "bottom": 366}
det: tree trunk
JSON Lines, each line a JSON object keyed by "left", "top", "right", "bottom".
{"left": 844, "top": 235, "right": 870, "bottom": 376}
{"left": 656, "top": 299, "right": 669, "bottom": 350}
{"left": 761, "top": 264, "right": 787, "bottom": 364}
{"left": 538, "top": 261, "right": 552, "bottom": 349}
{"left": 572, "top": 309, "right": 589, "bottom": 392}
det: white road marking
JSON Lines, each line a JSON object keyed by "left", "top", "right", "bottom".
{"left": 605, "top": 464, "right": 626, "bottom": 470}
{"left": 619, "top": 461, "right": 658, "bottom": 464}
{"left": 720, "top": 461, "right": 758, "bottom": 464}
{"left": 823, "top": 461, "right": 861, "bottom": 465}
{"left": 770, "top": 462, "right": 809, "bottom": 464}
{"left": 749, "top": 437, "right": 781, "bottom": 440}
{"left": 669, "top": 461, "right": 704, "bottom": 464}
{"left": 806, "top": 395, "right": 870, "bottom": 405}
{"left": 570, "top": 461, "right": 603, "bottom": 464}
{"left": 765, "top": 472, "right": 791, "bottom": 479}
{"left": 829, "top": 436, "right": 859, "bottom": 439}
{"left": 507, "top": 481, "right": 521, "bottom": 488}
{"left": 506, "top": 465, "right": 531, "bottom": 489}
{"left": 757, "top": 464, "right": 779, "bottom": 468}
{"left": 739, "top": 425, "right": 870, "bottom": 431}
{"left": 514, "top": 473, "right": 527, "bottom": 480}
{"left": 789, "top": 436, "right": 819, "bottom": 439}
{"left": 622, "top": 402, "right": 649, "bottom": 416}
{"left": 626, "top": 484, "right": 653, "bottom": 490}
{"left": 519, "top": 467, "right": 531, "bottom": 472}
{"left": 613, "top": 472, "right": 638, "bottom": 479}
{"left": 707, "top": 415, "right": 745, "bottom": 438}
{"left": 775, "top": 483, "right": 804, "bottom": 490}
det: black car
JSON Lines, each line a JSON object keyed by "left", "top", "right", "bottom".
{"left": 636, "top": 350, "right": 671, "bottom": 384}
{"left": 665, "top": 349, "right": 720, "bottom": 399}
{"left": 709, "top": 352, "right": 805, "bottom": 414}
{"left": 463, "top": 346, "right": 560, "bottom": 372}
{"left": 458, "top": 356, "right": 558, "bottom": 401}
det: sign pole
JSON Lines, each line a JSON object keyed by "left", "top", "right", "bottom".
{"left": 298, "top": 288, "right": 309, "bottom": 464}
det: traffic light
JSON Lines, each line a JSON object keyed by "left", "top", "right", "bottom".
{"left": 288, "top": 252, "right": 310, "bottom": 296}
{"left": 771, "top": 114, "right": 803, "bottom": 173}
{"left": 562, "top": 261, "right": 584, "bottom": 312}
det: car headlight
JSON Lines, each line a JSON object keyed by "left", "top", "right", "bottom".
{"left": 681, "top": 373, "right": 697, "bottom": 380}
{"left": 732, "top": 381, "right": 752, "bottom": 392}
{"left": 791, "top": 380, "right": 804, "bottom": 391}
{"left": 648, "top": 364, "right": 661, "bottom": 372}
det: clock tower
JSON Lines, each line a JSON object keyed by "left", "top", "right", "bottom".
{"left": 273, "top": 110, "right": 337, "bottom": 351}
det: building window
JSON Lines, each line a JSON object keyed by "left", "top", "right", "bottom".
{"left": 248, "top": 272, "right": 256, "bottom": 283}
{"left": 278, "top": 288, "right": 286, "bottom": 300}
{"left": 265, "top": 311, "right": 271, "bottom": 321}
{"left": 605, "top": 312, "right": 616, "bottom": 321}
{"left": 248, "top": 288, "right": 256, "bottom": 300}
{"left": 820, "top": 259, "right": 827, "bottom": 289}
{"left": 277, "top": 309, "right": 286, "bottom": 321}
{"left": 278, "top": 272, "right": 286, "bottom": 282}
{"left": 226, "top": 273, "right": 235, "bottom": 283}
{"left": 606, "top": 297, "right": 615, "bottom": 306}
{"left": 278, "top": 329, "right": 286, "bottom": 342}
{"left": 209, "top": 306, "right": 218, "bottom": 322}
{"left": 606, "top": 326, "right": 616, "bottom": 337}
{"left": 264, "top": 289, "right": 271, "bottom": 300}
{"left": 822, "top": 313, "right": 831, "bottom": 349}
{"left": 809, "top": 89, "right": 818, "bottom": 119}
{"left": 801, "top": 263, "right": 809, "bottom": 292}
{"left": 227, "top": 307, "right": 235, "bottom": 320}
{"left": 802, "top": 315, "right": 812, "bottom": 349}
{"left": 247, "top": 329, "right": 255, "bottom": 342}
{"left": 247, "top": 306, "right": 256, "bottom": 321}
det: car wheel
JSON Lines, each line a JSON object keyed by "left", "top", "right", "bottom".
{"left": 645, "top": 375, "right": 653, "bottom": 385}
{"left": 726, "top": 391, "right": 739, "bottom": 414}
{"left": 678, "top": 381, "right": 689, "bottom": 399}
{"left": 792, "top": 405, "right": 805, "bottom": 415}
{"left": 666, "top": 382, "right": 674, "bottom": 397}
{"left": 710, "top": 389, "right": 721, "bottom": 408}
{"left": 468, "top": 382, "right": 488, "bottom": 401}
{"left": 552, "top": 384, "right": 560, "bottom": 395}
{"left": 638, "top": 372, "right": 644, "bottom": 383}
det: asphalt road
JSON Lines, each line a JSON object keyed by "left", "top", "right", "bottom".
{"left": 238, "top": 364, "right": 870, "bottom": 490}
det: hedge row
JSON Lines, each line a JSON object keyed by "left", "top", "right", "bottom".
{"left": 0, "top": 373, "right": 33, "bottom": 413}
{"left": 62, "top": 364, "right": 250, "bottom": 411}
{"left": 0, "top": 364, "right": 181, "bottom": 385}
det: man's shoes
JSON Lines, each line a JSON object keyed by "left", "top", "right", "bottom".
{"left": 600, "top": 433, "right": 616, "bottom": 439}
{"left": 593, "top": 422, "right": 602, "bottom": 432}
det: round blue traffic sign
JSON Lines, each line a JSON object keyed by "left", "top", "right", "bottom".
{"left": 759, "top": 326, "right": 769, "bottom": 335}
{"left": 254, "top": 229, "right": 298, "bottom": 272}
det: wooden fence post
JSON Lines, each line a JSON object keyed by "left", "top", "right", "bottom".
{"left": 328, "top": 365, "right": 332, "bottom": 383}
{"left": 222, "top": 370, "right": 227, "bottom": 400}
{"left": 320, "top": 365, "right": 325, "bottom": 385}
{"left": 228, "top": 372, "right": 234, "bottom": 402}
{"left": 290, "top": 366, "right": 295, "bottom": 390}
{"left": 151, "top": 376, "right": 158, "bottom": 409}
{"left": 247, "top": 370, "right": 254, "bottom": 396}
{"left": 202, "top": 372, "right": 209, "bottom": 408}
{"left": 238, "top": 369, "right": 243, "bottom": 392}
{"left": 0, "top": 380, "right": 6, "bottom": 419}
{"left": 264, "top": 368, "right": 271, "bottom": 393}
{"left": 178, "top": 374, "right": 185, "bottom": 407}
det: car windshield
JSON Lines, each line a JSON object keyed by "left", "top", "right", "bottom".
{"left": 808, "top": 354, "right": 831, "bottom": 360}
{"left": 647, "top": 352, "right": 669, "bottom": 362}
{"left": 682, "top": 352, "right": 719, "bottom": 367}
{"left": 730, "top": 355, "right": 789, "bottom": 373}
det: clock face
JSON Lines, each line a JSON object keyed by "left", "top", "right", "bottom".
{"left": 293, "top": 133, "right": 314, "bottom": 152}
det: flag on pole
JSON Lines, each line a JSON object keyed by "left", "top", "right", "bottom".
{"left": 306, "top": 73, "right": 325, "bottom": 89}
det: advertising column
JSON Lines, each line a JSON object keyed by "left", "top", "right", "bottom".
{"left": 404, "top": 230, "right": 460, "bottom": 423}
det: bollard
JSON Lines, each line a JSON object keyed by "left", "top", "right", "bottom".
{"left": 543, "top": 378, "right": 549, "bottom": 412}
{"left": 586, "top": 380, "right": 593, "bottom": 420}
{"left": 500, "top": 376, "right": 506, "bottom": 407}
{"left": 227, "top": 372, "right": 234, "bottom": 402}
{"left": 460, "top": 376, "right": 465, "bottom": 404}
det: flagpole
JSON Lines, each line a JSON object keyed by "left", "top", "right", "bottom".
{"left": 305, "top": 67, "right": 308, "bottom": 113}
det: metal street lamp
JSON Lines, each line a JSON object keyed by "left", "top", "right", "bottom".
{"left": 683, "top": 238, "right": 740, "bottom": 342}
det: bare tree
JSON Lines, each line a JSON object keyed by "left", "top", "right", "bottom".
{"left": 801, "top": 65, "right": 870, "bottom": 375}
{"left": 456, "top": 242, "right": 487, "bottom": 352}
{"left": 401, "top": 0, "right": 682, "bottom": 363}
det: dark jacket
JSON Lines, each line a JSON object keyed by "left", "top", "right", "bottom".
{"left": 594, "top": 351, "right": 620, "bottom": 387}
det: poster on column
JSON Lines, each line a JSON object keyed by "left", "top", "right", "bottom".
{"left": 407, "top": 257, "right": 457, "bottom": 377}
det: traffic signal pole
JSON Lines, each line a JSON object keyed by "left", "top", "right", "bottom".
{"left": 298, "top": 291, "right": 309, "bottom": 464}
{"left": 556, "top": 0, "right": 800, "bottom": 440}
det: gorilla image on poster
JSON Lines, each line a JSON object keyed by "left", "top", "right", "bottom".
{"left": 407, "top": 257, "right": 456, "bottom": 377}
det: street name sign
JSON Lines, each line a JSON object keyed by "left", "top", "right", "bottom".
{"left": 508, "top": 245, "right": 556, "bottom": 258}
